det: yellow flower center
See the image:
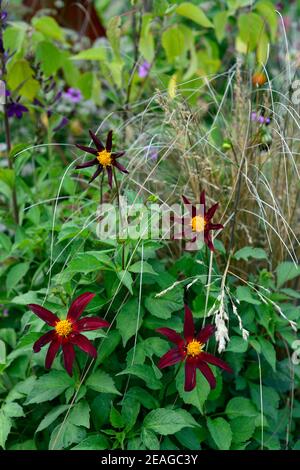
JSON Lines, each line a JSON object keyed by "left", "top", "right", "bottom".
{"left": 186, "top": 339, "right": 204, "bottom": 357}
{"left": 55, "top": 319, "right": 73, "bottom": 337}
{"left": 191, "top": 215, "right": 206, "bottom": 232}
{"left": 97, "top": 149, "right": 112, "bottom": 167}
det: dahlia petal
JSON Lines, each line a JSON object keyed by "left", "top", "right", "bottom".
{"left": 200, "top": 190, "right": 206, "bottom": 210}
{"left": 184, "top": 360, "right": 196, "bottom": 392}
{"left": 107, "top": 166, "right": 113, "bottom": 188}
{"left": 197, "top": 324, "right": 215, "bottom": 343}
{"left": 111, "top": 151, "right": 125, "bottom": 159}
{"left": 33, "top": 330, "right": 56, "bottom": 353}
{"left": 106, "top": 130, "right": 113, "bottom": 151}
{"left": 200, "top": 352, "right": 233, "bottom": 373}
{"left": 207, "top": 223, "right": 223, "bottom": 231}
{"left": 67, "top": 292, "right": 96, "bottom": 322}
{"left": 76, "top": 316, "right": 110, "bottom": 332}
{"left": 89, "top": 166, "right": 102, "bottom": 183}
{"left": 182, "top": 195, "right": 195, "bottom": 216}
{"left": 113, "top": 160, "right": 129, "bottom": 174}
{"left": 204, "top": 232, "right": 215, "bottom": 252}
{"left": 158, "top": 347, "right": 183, "bottom": 369}
{"left": 28, "top": 304, "right": 59, "bottom": 326}
{"left": 182, "top": 195, "right": 191, "bottom": 206}
{"left": 184, "top": 305, "right": 195, "bottom": 341}
{"left": 156, "top": 328, "right": 184, "bottom": 346}
{"left": 70, "top": 333, "right": 97, "bottom": 358}
{"left": 197, "top": 361, "right": 216, "bottom": 389}
{"left": 75, "top": 144, "right": 98, "bottom": 156}
{"left": 45, "top": 339, "right": 60, "bottom": 369}
{"left": 89, "top": 129, "right": 104, "bottom": 151}
{"left": 206, "top": 202, "right": 219, "bottom": 221}
{"left": 76, "top": 158, "right": 98, "bottom": 169}
{"left": 62, "top": 343, "right": 75, "bottom": 376}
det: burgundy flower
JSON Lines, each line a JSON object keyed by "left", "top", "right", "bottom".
{"left": 156, "top": 305, "right": 232, "bottom": 392}
{"left": 182, "top": 190, "right": 223, "bottom": 251}
{"left": 28, "top": 292, "right": 110, "bottom": 376}
{"left": 75, "top": 129, "right": 128, "bottom": 187}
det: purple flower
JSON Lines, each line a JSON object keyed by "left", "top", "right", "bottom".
{"left": 53, "top": 116, "right": 69, "bottom": 132}
{"left": 138, "top": 61, "right": 151, "bottom": 79}
{"left": 1, "top": 10, "right": 7, "bottom": 22}
{"left": 7, "top": 102, "right": 29, "bottom": 119}
{"left": 251, "top": 112, "right": 257, "bottom": 121}
{"left": 265, "top": 117, "right": 271, "bottom": 125}
{"left": 63, "top": 87, "right": 82, "bottom": 104}
{"left": 258, "top": 115, "right": 265, "bottom": 124}
{"left": 147, "top": 147, "right": 159, "bottom": 161}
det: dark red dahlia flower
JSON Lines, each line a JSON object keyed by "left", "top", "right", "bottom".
{"left": 75, "top": 129, "right": 128, "bottom": 187}
{"left": 182, "top": 190, "right": 223, "bottom": 251}
{"left": 156, "top": 305, "right": 232, "bottom": 392}
{"left": 28, "top": 292, "right": 109, "bottom": 376}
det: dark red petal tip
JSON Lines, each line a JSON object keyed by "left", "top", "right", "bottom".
{"left": 156, "top": 327, "right": 184, "bottom": 346}
{"left": 158, "top": 347, "right": 183, "bottom": 369}
{"left": 184, "top": 305, "right": 195, "bottom": 341}
{"left": 28, "top": 304, "right": 59, "bottom": 326}
{"left": 76, "top": 317, "right": 110, "bottom": 332}
{"left": 67, "top": 292, "right": 96, "bottom": 322}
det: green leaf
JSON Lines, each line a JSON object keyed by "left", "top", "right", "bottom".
{"left": 117, "top": 298, "right": 144, "bottom": 346}
{"left": 226, "top": 336, "right": 248, "bottom": 353}
{"left": 231, "top": 416, "right": 256, "bottom": 443}
{"left": 255, "top": 0, "right": 277, "bottom": 42}
{"left": 176, "top": 367, "right": 210, "bottom": 413}
{"left": 49, "top": 422, "right": 86, "bottom": 450}
{"left": 276, "top": 262, "right": 300, "bottom": 288}
{"left": 36, "top": 41, "right": 63, "bottom": 75}
{"left": 0, "top": 340, "right": 5, "bottom": 365}
{"left": 121, "top": 396, "right": 140, "bottom": 431}
{"left": 139, "top": 14, "right": 155, "bottom": 63}
{"left": 110, "top": 405, "right": 125, "bottom": 428}
{"left": 6, "top": 262, "right": 30, "bottom": 292}
{"left": 144, "top": 408, "right": 198, "bottom": 435}
{"left": 257, "top": 32, "right": 269, "bottom": 65}
{"left": 126, "top": 387, "right": 159, "bottom": 410}
{"left": 0, "top": 411, "right": 12, "bottom": 449}
{"left": 176, "top": 2, "right": 213, "bottom": 28}
{"left": 145, "top": 289, "right": 183, "bottom": 319}
{"left": 69, "top": 401, "right": 90, "bottom": 429}
{"left": 236, "top": 286, "right": 261, "bottom": 305}
{"left": 213, "top": 11, "right": 228, "bottom": 42}
{"left": 129, "top": 261, "right": 157, "bottom": 275}
{"left": 106, "top": 16, "right": 122, "bottom": 60}
{"left": 258, "top": 337, "right": 276, "bottom": 371}
{"left": 32, "top": 16, "right": 65, "bottom": 41}
{"left": 142, "top": 428, "right": 160, "bottom": 450}
{"left": 26, "top": 371, "right": 74, "bottom": 404}
{"left": 207, "top": 417, "right": 232, "bottom": 450}
{"left": 7, "top": 59, "right": 39, "bottom": 100}
{"left": 226, "top": 397, "right": 258, "bottom": 419}
{"left": 2, "top": 402, "right": 24, "bottom": 418}
{"left": 162, "top": 26, "right": 185, "bottom": 63}
{"left": 36, "top": 405, "right": 69, "bottom": 433}
{"left": 71, "top": 47, "right": 106, "bottom": 61}
{"left": 3, "top": 25, "right": 26, "bottom": 52}
{"left": 234, "top": 247, "right": 268, "bottom": 261}
{"left": 238, "top": 13, "right": 265, "bottom": 51}
{"left": 117, "top": 270, "right": 133, "bottom": 294}
{"left": 71, "top": 434, "right": 109, "bottom": 450}
{"left": 117, "top": 364, "right": 162, "bottom": 390}
{"left": 86, "top": 370, "right": 121, "bottom": 395}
